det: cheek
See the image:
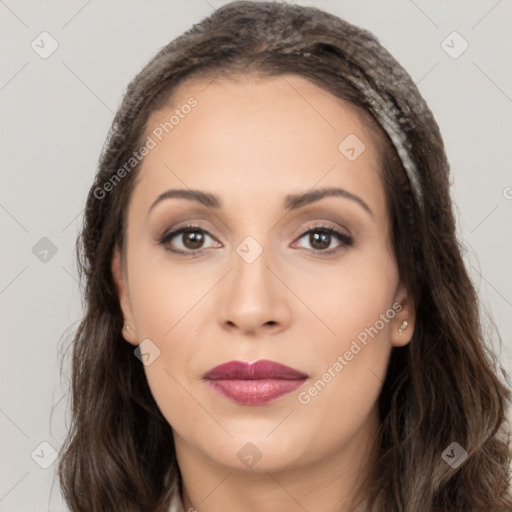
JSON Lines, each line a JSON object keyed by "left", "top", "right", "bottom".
{"left": 126, "top": 245, "right": 210, "bottom": 338}
{"left": 125, "top": 250, "right": 214, "bottom": 422}
{"left": 283, "top": 242, "right": 398, "bottom": 353}
{"left": 125, "top": 233, "right": 398, "bottom": 440}
{"left": 128, "top": 233, "right": 399, "bottom": 372}
{"left": 290, "top": 247, "right": 398, "bottom": 417}
{"left": 127, "top": 267, "right": 203, "bottom": 430}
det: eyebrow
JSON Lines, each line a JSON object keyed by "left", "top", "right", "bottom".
{"left": 148, "top": 186, "right": 373, "bottom": 217}
{"left": 284, "top": 187, "right": 373, "bottom": 216}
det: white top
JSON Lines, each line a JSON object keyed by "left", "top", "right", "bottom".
{"left": 168, "top": 489, "right": 184, "bottom": 512}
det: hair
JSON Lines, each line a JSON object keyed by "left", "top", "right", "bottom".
{"left": 57, "top": 2, "right": 512, "bottom": 511}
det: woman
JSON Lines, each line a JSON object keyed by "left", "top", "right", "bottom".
{"left": 57, "top": 2, "right": 512, "bottom": 511}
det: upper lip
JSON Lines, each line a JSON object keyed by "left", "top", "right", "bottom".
{"left": 203, "top": 359, "right": 308, "bottom": 380}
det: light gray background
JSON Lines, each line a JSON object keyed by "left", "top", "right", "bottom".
{"left": 1, "top": 0, "right": 511, "bottom": 510}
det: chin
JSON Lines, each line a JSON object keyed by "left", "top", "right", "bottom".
{"left": 200, "top": 430, "right": 312, "bottom": 473}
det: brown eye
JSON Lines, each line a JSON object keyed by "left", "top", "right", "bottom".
{"left": 181, "top": 229, "right": 205, "bottom": 249}
{"left": 295, "top": 226, "right": 353, "bottom": 254}
{"left": 309, "top": 231, "right": 331, "bottom": 250}
{"left": 159, "top": 226, "right": 220, "bottom": 253}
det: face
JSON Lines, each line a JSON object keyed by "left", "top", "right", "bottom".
{"left": 112, "top": 74, "right": 415, "bottom": 476}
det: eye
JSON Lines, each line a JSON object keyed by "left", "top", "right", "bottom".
{"left": 158, "top": 224, "right": 220, "bottom": 253}
{"left": 158, "top": 223, "right": 353, "bottom": 256}
{"left": 293, "top": 224, "right": 353, "bottom": 254}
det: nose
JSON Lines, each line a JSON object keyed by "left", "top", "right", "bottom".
{"left": 217, "top": 242, "right": 292, "bottom": 336}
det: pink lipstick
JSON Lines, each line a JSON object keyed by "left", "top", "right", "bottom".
{"left": 203, "top": 360, "right": 308, "bottom": 405}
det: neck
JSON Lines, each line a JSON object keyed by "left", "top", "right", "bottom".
{"left": 175, "top": 408, "right": 379, "bottom": 512}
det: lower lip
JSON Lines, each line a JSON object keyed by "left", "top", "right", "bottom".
{"left": 206, "top": 378, "right": 306, "bottom": 405}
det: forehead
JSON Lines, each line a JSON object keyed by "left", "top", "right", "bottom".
{"left": 144, "top": 73, "right": 376, "bottom": 150}
{"left": 131, "top": 74, "right": 386, "bottom": 217}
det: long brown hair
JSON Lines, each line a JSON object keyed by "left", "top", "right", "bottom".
{"left": 57, "top": 2, "right": 512, "bottom": 510}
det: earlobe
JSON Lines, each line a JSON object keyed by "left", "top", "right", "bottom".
{"left": 111, "top": 248, "right": 139, "bottom": 346}
{"left": 398, "top": 319, "right": 409, "bottom": 335}
{"left": 391, "top": 282, "right": 416, "bottom": 348}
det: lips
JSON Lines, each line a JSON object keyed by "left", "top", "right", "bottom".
{"left": 203, "top": 360, "right": 308, "bottom": 405}
{"left": 204, "top": 359, "right": 308, "bottom": 380}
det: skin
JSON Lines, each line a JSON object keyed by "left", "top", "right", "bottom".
{"left": 111, "top": 74, "right": 415, "bottom": 512}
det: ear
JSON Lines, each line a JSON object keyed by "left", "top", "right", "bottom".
{"left": 111, "top": 248, "right": 139, "bottom": 346}
{"left": 390, "top": 281, "right": 416, "bottom": 348}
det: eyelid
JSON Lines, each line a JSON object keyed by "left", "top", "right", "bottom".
{"left": 158, "top": 221, "right": 353, "bottom": 255}
{"left": 292, "top": 223, "right": 353, "bottom": 253}
{"left": 159, "top": 223, "right": 220, "bottom": 250}
{"left": 292, "top": 218, "right": 351, "bottom": 238}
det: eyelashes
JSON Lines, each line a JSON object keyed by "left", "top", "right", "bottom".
{"left": 291, "top": 224, "right": 354, "bottom": 254}
{"left": 158, "top": 223, "right": 354, "bottom": 256}
{"left": 158, "top": 224, "right": 221, "bottom": 254}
